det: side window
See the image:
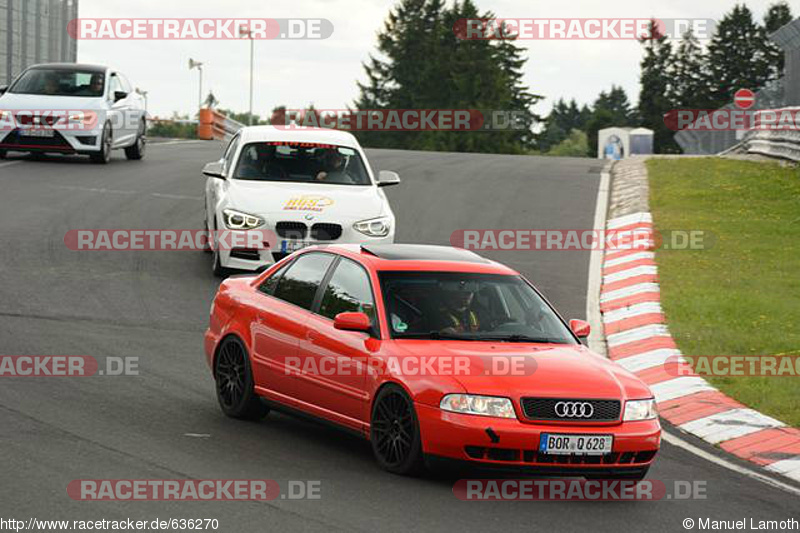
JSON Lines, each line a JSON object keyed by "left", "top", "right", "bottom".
{"left": 319, "top": 259, "right": 376, "bottom": 322}
{"left": 258, "top": 261, "right": 292, "bottom": 296}
{"left": 109, "top": 74, "right": 123, "bottom": 96}
{"left": 223, "top": 135, "right": 241, "bottom": 174}
{"left": 273, "top": 253, "right": 335, "bottom": 310}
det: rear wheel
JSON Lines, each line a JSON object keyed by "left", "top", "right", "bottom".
{"left": 125, "top": 119, "right": 146, "bottom": 160}
{"left": 90, "top": 123, "right": 112, "bottom": 164}
{"left": 214, "top": 336, "right": 269, "bottom": 420}
{"left": 0, "top": 149, "right": 6, "bottom": 159}
{"left": 370, "top": 384, "right": 424, "bottom": 475}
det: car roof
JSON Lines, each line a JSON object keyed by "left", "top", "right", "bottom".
{"left": 237, "top": 125, "right": 361, "bottom": 149}
{"left": 28, "top": 63, "right": 108, "bottom": 73}
{"left": 305, "top": 244, "right": 518, "bottom": 275}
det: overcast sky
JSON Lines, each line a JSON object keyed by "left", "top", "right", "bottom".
{"left": 77, "top": 0, "right": 789, "bottom": 119}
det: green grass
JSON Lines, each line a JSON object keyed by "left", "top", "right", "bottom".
{"left": 647, "top": 157, "right": 800, "bottom": 427}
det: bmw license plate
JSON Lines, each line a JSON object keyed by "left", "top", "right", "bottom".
{"left": 21, "top": 128, "right": 54, "bottom": 138}
{"left": 281, "top": 240, "right": 310, "bottom": 253}
{"left": 539, "top": 434, "right": 613, "bottom": 455}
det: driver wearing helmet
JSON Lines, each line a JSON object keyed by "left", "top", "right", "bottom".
{"left": 437, "top": 281, "right": 484, "bottom": 334}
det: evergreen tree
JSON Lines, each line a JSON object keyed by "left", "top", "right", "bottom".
{"left": 638, "top": 21, "right": 676, "bottom": 153}
{"left": 355, "top": 0, "right": 541, "bottom": 153}
{"left": 705, "top": 4, "right": 771, "bottom": 108}
{"left": 669, "top": 29, "right": 708, "bottom": 109}
{"left": 762, "top": 1, "right": 794, "bottom": 81}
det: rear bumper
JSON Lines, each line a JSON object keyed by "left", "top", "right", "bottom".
{"left": 416, "top": 403, "right": 661, "bottom": 471}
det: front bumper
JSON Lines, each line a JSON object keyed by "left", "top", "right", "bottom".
{"left": 0, "top": 126, "right": 103, "bottom": 154}
{"left": 218, "top": 224, "right": 395, "bottom": 271}
{"left": 416, "top": 403, "right": 661, "bottom": 472}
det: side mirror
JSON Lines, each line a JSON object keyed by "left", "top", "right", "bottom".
{"left": 334, "top": 312, "right": 372, "bottom": 332}
{"left": 377, "top": 170, "right": 401, "bottom": 187}
{"left": 202, "top": 161, "right": 226, "bottom": 179}
{"left": 569, "top": 319, "right": 591, "bottom": 339}
{"left": 0, "top": 85, "right": 8, "bottom": 96}
{"left": 113, "top": 91, "right": 128, "bottom": 102}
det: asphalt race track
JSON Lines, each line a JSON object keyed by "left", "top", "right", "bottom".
{"left": 0, "top": 141, "right": 797, "bottom": 531}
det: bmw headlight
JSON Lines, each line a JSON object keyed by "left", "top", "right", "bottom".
{"left": 223, "top": 208, "right": 264, "bottom": 230}
{"left": 353, "top": 216, "right": 391, "bottom": 237}
{"left": 440, "top": 394, "right": 517, "bottom": 419}
{"left": 623, "top": 399, "right": 658, "bottom": 421}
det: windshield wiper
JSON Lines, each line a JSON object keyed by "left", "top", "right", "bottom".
{"left": 394, "top": 331, "right": 481, "bottom": 340}
{"left": 472, "top": 334, "right": 571, "bottom": 344}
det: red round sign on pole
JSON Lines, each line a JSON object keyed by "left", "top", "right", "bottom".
{"left": 734, "top": 88, "right": 755, "bottom": 110}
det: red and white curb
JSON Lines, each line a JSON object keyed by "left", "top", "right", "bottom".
{"left": 601, "top": 211, "right": 800, "bottom": 483}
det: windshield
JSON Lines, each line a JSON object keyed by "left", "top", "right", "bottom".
{"left": 379, "top": 271, "right": 578, "bottom": 343}
{"left": 9, "top": 69, "right": 106, "bottom": 97}
{"left": 233, "top": 142, "right": 372, "bottom": 186}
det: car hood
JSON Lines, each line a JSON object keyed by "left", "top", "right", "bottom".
{"left": 389, "top": 341, "right": 653, "bottom": 401}
{"left": 0, "top": 93, "right": 107, "bottom": 111}
{"left": 225, "top": 179, "right": 389, "bottom": 221}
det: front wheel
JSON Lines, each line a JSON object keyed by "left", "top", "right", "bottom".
{"left": 90, "top": 123, "right": 112, "bottom": 164}
{"left": 214, "top": 336, "right": 269, "bottom": 420}
{"left": 125, "top": 119, "right": 146, "bottom": 160}
{"left": 370, "top": 384, "right": 424, "bottom": 475}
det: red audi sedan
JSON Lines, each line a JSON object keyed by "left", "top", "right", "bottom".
{"left": 204, "top": 244, "right": 661, "bottom": 477}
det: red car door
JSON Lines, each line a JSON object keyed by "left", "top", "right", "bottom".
{"left": 249, "top": 252, "right": 336, "bottom": 402}
{"left": 295, "top": 257, "right": 377, "bottom": 431}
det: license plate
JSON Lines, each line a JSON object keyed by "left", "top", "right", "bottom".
{"left": 539, "top": 433, "right": 613, "bottom": 455}
{"left": 20, "top": 129, "right": 55, "bottom": 138}
{"left": 281, "top": 240, "right": 310, "bottom": 253}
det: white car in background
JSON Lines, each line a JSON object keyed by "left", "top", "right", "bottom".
{"left": 203, "top": 126, "right": 400, "bottom": 275}
{"left": 0, "top": 63, "right": 146, "bottom": 163}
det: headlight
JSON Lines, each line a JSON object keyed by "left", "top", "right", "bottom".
{"left": 623, "top": 399, "right": 658, "bottom": 421}
{"left": 223, "top": 208, "right": 264, "bottom": 230}
{"left": 353, "top": 216, "right": 391, "bottom": 237}
{"left": 440, "top": 394, "right": 517, "bottom": 419}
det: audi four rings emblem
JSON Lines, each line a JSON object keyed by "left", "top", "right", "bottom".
{"left": 554, "top": 401, "right": 594, "bottom": 418}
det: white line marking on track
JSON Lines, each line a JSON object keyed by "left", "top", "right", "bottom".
{"left": 150, "top": 139, "right": 207, "bottom": 146}
{"left": 586, "top": 165, "right": 611, "bottom": 356}
{"left": 604, "top": 251, "right": 655, "bottom": 268}
{"left": 615, "top": 348, "right": 683, "bottom": 373}
{"left": 662, "top": 431, "right": 800, "bottom": 496}
{"left": 607, "top": 212, "right": 652, "bottom": 230}
{"left": 606, "top": 324, "right": 670, "bottom": 347}
{"left": 603, "top": 264, "right": 658, "bottom": 284}
{"left": 679, "top": 408, "right": 785, "bottom": 445}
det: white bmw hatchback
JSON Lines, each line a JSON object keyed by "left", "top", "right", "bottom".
{"left": 203, "top": 126, "right": 400, "bottom": 275}
{"left": 0, "top": 63, "right": 146, "bottom": 164}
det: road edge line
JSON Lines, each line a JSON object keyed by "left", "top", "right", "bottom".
{"left": 586, "top": 162, "right": 612, "bottom": 356}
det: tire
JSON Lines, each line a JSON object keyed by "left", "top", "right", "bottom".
{"left": 0, "top": 149, "right": 6, "bottom": 159}
{"left": 202, "top": 217, "right": 212, "bottom": 254}
{"left": 90, "top": 123, "right": 112, "bottom": 164}
{"left": 214, "top": 336, "right": 269, "bottom": 420}
{"left": 211, "top": 221, "right": 227, "bottom": 277}
{"left": 370, "top": 384, "right": 424, "bottom": 475}
{"left": 125, "top": 119, "right": 146, "bottom": 160}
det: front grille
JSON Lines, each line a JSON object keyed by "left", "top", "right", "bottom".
{"left": 521, "top": 398, "right": 621, "bottom": 422}
{"left": 310, "top": 223, "right": 342, "bottom": 241}
{"left": 15, "top": 114, "right": 60, "bottom": 126}
{"left": 275, "top": 221, "right": 307, "bottom": 239}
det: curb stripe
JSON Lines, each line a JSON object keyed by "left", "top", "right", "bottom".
{"left": 678, "top": 409, "right": 785, "bottom": 445}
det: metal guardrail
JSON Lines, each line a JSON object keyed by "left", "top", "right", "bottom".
{"left": 743, "top": 108, "right": 800, "bottom": 162}
{"left": 197, "top": 109, "right": 245, "bottom": 141}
